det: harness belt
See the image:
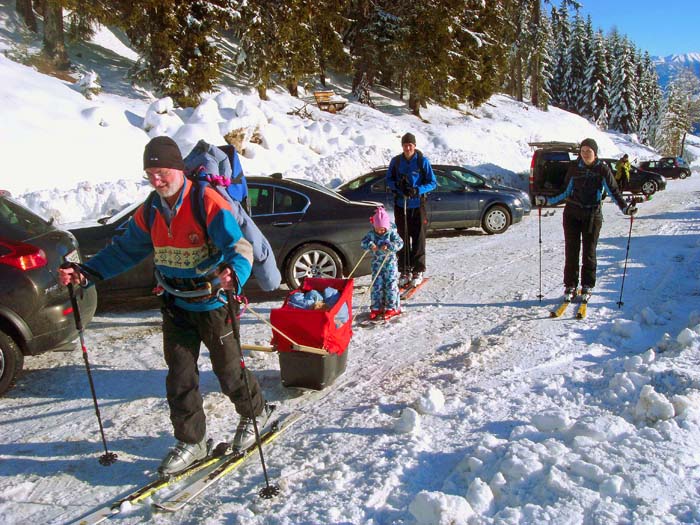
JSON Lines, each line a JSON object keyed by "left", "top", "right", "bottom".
{"left": 155, "top": 269, "right": 222, "bottom": 300}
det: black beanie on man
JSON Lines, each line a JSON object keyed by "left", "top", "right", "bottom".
{"left": 579, "top": 138, "right": 598, "bottom": 155}
{"left": 401, "top": 132, "right": 416, "bottom": 145}
{"left": 143, "top": 136, "right": 185, "bottom": 171}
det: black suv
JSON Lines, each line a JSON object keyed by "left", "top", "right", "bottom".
{"left": 0, "top": 191, "right": 97, "bottom": 395}
{"left": 529, "top": 142, "right": 666, "bottom": 201}
{"left": 638, "top": 157, "right": 691, "bottom": 180}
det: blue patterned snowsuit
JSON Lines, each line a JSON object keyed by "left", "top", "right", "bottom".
{"left": 361, "top": 226, "right": 404, "bottom": 311}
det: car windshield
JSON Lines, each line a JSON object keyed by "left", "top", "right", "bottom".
{"left": 0, "top": 195, "right": 55, "bottom": 241}
{"left": 677, "top": 157, "right": 689, "bottom": 167}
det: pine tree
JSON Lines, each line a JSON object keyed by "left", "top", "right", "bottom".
{"left": 655, "top": 70, "right": 700, "bottom": 155}
{"left": 637, "top": 52, "right": 663, "bottom": 145}
{"left": 565, "top": 12, "right": 587, "bottom": 114}
{"left": 583, "top": 30, "right": 609, "bottom": 127}
{"left": 608, "top": 36, "right": 639, "bottom": 133}
{"left": 549, "top": 4, "right": 571, "bottom": 109}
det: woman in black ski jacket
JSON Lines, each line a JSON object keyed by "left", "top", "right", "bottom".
{"left": 535, "top": 138, "right": 637, "bottom": 300}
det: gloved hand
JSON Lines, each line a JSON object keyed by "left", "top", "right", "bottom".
{"left": 408, "top": 187, "right": 419, "bottom": 198}
{"left": 623, "top": 204, "right": 638, "bottom": 216}
{"left": 534, "top": 195, "right": 546, "bottom": 207}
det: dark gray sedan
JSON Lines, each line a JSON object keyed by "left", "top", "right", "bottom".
{"left": 336, "top": 165, "right": 529, "bottom": 235}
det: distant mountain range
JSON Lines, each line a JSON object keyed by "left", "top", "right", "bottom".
{"left": 654, "top": 53, "right": 700, "bottom": 135}
{"left": 653, "top": 52, "right": 700, "bottom": 88}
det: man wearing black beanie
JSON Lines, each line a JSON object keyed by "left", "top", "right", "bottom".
{"left": 59, "top": 136, "right": 271, "bottom": 477}
{"left": 386, "top": 132, "right": 437, "bottom": 292}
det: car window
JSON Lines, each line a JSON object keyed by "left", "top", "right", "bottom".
{"left": 449, "top": 169, "right": 484, "bottom": 187}
{"left": 434, "top": 173, "right": 463, "bottom": 192}
{"left": 677, "top": 158, "right": 688, "bottom": 167}
{"left": 274, "top": 188, "right": 307, "bottom": 213}
{"left": 249, "top": 186, "right": 273, "bottom": 216}
{"left": 540, "top": 151, "right": 574, "bottom": 162}
{"left": 370, "top": 177, "right": 387, "bottom": 193}
{"left": 0, "top": 196, "right": 55, "bottom": 240}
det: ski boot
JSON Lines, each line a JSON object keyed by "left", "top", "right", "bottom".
{"left": 158, "top": 437, "right": 209, "bottom": 478}
{"left": 564, "top": 286, "right": 577, "bottom": 302}
{"left": 232, "top": 402, "right": 275, "bottom": 451}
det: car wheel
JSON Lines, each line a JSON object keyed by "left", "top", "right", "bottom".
{"left": 641, "top": 180, "right": 658, "bottom": 196}
{"left": 679, "top": 170, "right": 689, "bottom": 179}
{"left": 0, "top": 331, "right": 24, "bottom": 396}
{"left": 481, "top": 205, "right": 511, "bottom": 235}
{"left": 285, "top": 243, "right": 343, "bottom": 289}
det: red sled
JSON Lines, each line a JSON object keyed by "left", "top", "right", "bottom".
{"left": 270, "top": 277, "right": 353, "bottom": 389}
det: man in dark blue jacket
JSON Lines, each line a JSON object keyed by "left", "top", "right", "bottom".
{"left": 386, "top": 133, "right": 437, "bottom": 287}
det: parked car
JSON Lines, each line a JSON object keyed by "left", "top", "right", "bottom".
{"left": 638, "top": 157, "right": 691, "bottom": 179}
{"left": 600, "top": 159, "right": 666, "bottom": 196}
{"left": 0, "top": 191, "right": 97, "bottom": 395}
{"left": 529, "top": 142, "right": 666, "bottom": 202}
{"left": 336, "top": 165, "right": 529, "bottom": 235}
{"left": 68, "top": 175, "right": 376, "bottom": 300}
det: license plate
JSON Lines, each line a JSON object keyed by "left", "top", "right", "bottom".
{"left": 64, "top": 249, "right": 81, "bottom": 264}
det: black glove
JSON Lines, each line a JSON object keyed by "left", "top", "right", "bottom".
{"left": 408, "top": 187, "right": 419, "bottom": 198}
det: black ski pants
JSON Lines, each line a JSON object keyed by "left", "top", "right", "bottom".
{"left": 562, "top": 206, "right": 603, "bottom": 289}
{"left": 395, "top": 199, "right": 427, "bottom": 274}
{"left": 161, "top": 301, "right": 264, "bottom": 444}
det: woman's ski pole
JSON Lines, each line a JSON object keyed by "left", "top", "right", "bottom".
{"left": 617, "top": 215, "right": 634, "bottom": 308}
{"left": 67, "top": 282, "right": 117, "bottom": 466}
{"left": 537, "top": 207, "right": 543, "bottom": 302}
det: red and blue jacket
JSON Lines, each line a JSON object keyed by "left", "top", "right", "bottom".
{"left": 83, "top": 177, "right": 253, "bottom": 311}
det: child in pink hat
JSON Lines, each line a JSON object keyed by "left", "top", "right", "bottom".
{"left": 360, "top": 207, "right": 404, "bottom": 320}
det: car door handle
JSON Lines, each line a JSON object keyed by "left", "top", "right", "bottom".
{"left": 272, "top": 221, "right": 294, "bottom": 226}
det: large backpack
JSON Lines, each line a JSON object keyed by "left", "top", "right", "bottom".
{"left": 184, "top": 140, "right": 249, "bottom": 212}
{"left": 142, "top": 140, "right": 281, "bottom": 291}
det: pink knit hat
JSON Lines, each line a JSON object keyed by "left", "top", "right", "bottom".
{"left": 371, "top": 207, "right": 391, "bottom": 229}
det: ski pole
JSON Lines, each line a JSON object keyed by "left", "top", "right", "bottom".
{"left": 537, "top": 207, "right": 543, "bottom": 302}
{"left": 617, "top": 215, "right": 634, "bottom": 308}
{"left": 226, "top": 291, "right": 279, "bottom": 499}
{"left": 403, "top": 195, "right": 410, "bottom": 276}
{"left": 66, "top": 282, "right": 118, "bottom": 466}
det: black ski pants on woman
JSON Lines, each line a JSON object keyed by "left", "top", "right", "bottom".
{"left": 161, "top": 301, "right": 264, "bottom": 444}
{"left": 563, "top": 206, "right": 603, "bottom": 290}
{"left": 395, "top": 199, "right": 428, "bottom": 274}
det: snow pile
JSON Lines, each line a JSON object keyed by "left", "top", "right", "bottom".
{"left": 419, "top": 315, "right": 700, "bottom": 523}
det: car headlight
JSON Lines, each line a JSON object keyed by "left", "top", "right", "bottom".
{"left": 513, "top": 198, "right": 522, "bottom": 206}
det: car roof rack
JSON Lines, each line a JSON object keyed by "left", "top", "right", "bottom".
{"left": 528, "top": 141, "right": 579, "bottom": 150}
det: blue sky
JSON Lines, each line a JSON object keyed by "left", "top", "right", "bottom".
{"left": 570, "top": 0, "right": 699, "bottom": 57}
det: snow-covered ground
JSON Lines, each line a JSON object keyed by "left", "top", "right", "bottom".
{"left": 1, "top": 8, "right": 700, "bottom": 525}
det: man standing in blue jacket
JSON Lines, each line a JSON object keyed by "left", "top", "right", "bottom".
{"left": 386, "top": 132, "right": 437, "bottom": 288}
{"left": 58, "top": 136, "right": 271, "bottom": 477}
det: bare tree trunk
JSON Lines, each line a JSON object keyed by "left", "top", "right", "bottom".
{"left": 530, "top": 0, "right": 541, "bottom": 108}
{"left": 531, "top": 55, "right": 540, "bottom": 107}
{"left": 286, "top": 79, "right": 299, "bottom": 98}
{"left": 257, "top": 84, "right": 268, "bottom": 101}
{"left": 16, "top": 0, "right": 37, "bottom": 32}
{"left": 409, "top": 92, "right": 421, "bottom": 118}
{"left": 42, "top": 1, "right": 69, "bottom": 69}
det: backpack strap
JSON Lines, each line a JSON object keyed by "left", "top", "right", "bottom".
{"left": 218, "top": 144, "right": 244, "bottom": 184}
{"left": 189, "top": 180, "right": 209, "bottom": 235}
{"left": 142, "top": 191, "right": 158, "bottom": 231}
